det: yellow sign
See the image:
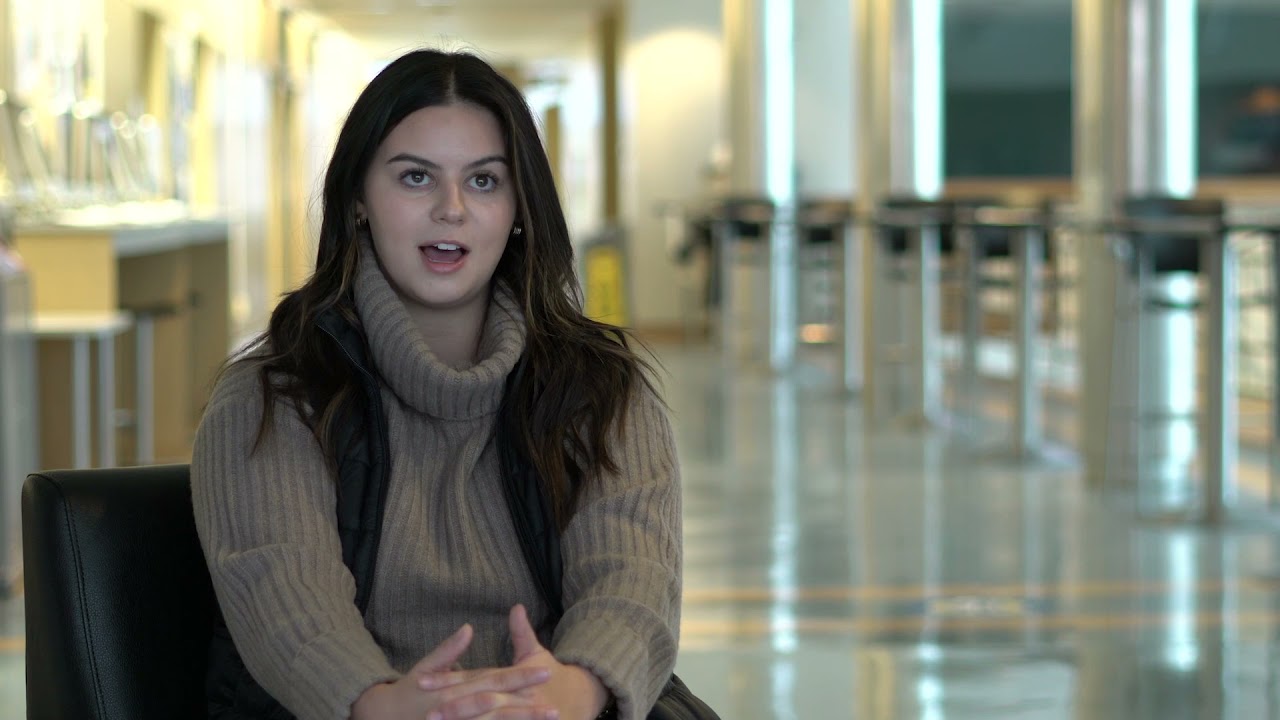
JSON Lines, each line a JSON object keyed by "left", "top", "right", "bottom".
{"left": 583, "top": 244, "right": 628, "bottom": 327}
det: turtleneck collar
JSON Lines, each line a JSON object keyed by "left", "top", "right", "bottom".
{"left": 352, "top": 240, "right": 526, "bottom": 420}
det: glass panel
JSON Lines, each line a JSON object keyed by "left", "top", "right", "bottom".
{"left": 1199, "top": 0, "right": 1280, "bottom": 177}
{"left": 944, "top": 1, "right": 1073, "bottom": 178}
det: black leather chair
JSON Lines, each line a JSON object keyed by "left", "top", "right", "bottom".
{"left": 22, "top": 464, "right": 216, "bottom": 719}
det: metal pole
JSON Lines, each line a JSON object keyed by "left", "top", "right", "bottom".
{"left": 770, "top": 209, "right": 797, "bottom": 373}
{"left": 1201, "top": 235, "right": 1236, "bottom": 523}
{"left": 960, "top": 226, "right": 982, "bottom": 420}
{"left": 912, "top": 223, "right": 941, "bottom": 425}
{"left": 1132, "top": 240, "right": 1148, "bottom": 498}
{"left": 98, "top": 334, "right": 115, "bottom": 468}
{"left": 717, "top": 221, "right": 736, "bottom": 364}
{"left": 72, "top": 336, "right": 90, "bottom": 469}
{"left": 840, "top": 219, "right": 863, "bottom": 394}
{"left": 136, "top": 315, "right": 155, "bottom": 464}
{"left": 1014, "top": 226, "right": 1045, "bottom": 458}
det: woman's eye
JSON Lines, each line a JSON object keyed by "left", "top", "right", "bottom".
{"left": 470, "top": 173, "right": 499, "bottom": 190}
{"left": 402, "top": 170, "right": 430, "bottom": 187}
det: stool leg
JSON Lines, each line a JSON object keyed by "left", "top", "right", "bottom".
{"left": 1014, "top": 227, "right": 1045, "bottom": 457}
{"left": 136, "top": 316, "right": 154, "bottom": 464}
{"left": 960, "top": 229, "right": 982, "bottom": 421}
{"left": 1201, "top": 237, "right": 1237, "bottom": 523}
{"left": 839, "top": 222, "right": 863, "bottom": 395}
{"left": 72, "top": 337, "right": 90, "bottom": 469}
{"left": 98, "top": 334, "right": 116, "bottom": 468}
{"left": 911, "top": 225, "right": 941, "bottom": 425}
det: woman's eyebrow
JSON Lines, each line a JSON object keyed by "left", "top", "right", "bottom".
{"left": 386, "top": 153, "right": 509, "bottom": 169}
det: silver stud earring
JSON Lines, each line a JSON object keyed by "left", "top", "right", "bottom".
{"left": 512, "top": 226, "right": 523, "bottom": 236}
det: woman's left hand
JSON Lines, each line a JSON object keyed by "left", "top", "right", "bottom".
{"left": 506, "top": 604, "right": 611, "bottom": 720}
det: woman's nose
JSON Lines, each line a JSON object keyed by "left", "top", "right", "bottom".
{"left": 434, "top": 182, "right": 465, "bottom": 223}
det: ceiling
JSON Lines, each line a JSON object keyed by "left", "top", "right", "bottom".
{"left": 301, "top": 0, "right": 616, "bottom": 62}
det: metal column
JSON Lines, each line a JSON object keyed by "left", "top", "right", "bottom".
{"left": 1013, "top": 226, "right": 1046, "bottom": 458}
{"left": 840, "top": 217, "right": 863, "bottom": 394}
{"left": 910, "top": 225, "right": 942, "bottom": 426}
{"left": 1200, "top": 238, "right": 1237, "bottom": 522}
{"left": 1075, "top": 0, "right": 1200, "bottom": 486}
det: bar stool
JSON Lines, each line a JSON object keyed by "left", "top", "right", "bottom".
{"left": 711, "top": 197, "right": 775, "bottom": 364}
{"left": 954, "top": 202, "right": 1067, "bottom": 462}
{"left": 32, "top": 311, "right": 133, "bottom": 469}
{"left": 1107, "top": 197, "right": 1231, "bottom": 522}
{"left": 798, "top": 198, "right": 859, "bottom": 393}
{"left": 870, "top": 197, "right": 955, "bottom": 427}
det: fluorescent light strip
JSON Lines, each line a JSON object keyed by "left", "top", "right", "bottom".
{"left": 912, "top": 0, "right": 943, "bottom": 199}
{"left": 1164, "top": 0, "right": 1196, "bottom": 196}
{"left": 764, "top": 0, "right": 795, "bottom": 202}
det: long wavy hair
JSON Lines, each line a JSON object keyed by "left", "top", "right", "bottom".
{"left": 238, "top": 49, "right": 655, "bottom": 529}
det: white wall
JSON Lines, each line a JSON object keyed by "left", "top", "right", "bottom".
{"left": 623, "top": 0, "right": 724, "bottom": 329}
{"left": 794, "top": 0, "right": 855, "bottom": 197}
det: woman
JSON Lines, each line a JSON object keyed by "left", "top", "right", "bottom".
{"left": 192, "top": 49, "right": 682, "bottom": 720}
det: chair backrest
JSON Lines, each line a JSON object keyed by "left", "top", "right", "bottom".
{"left": 22, "top": 464, "right": 216, "bottom": 719}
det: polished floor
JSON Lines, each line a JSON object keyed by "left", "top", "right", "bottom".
{"left": 7, "top": 341, "right": 1280, "bottom": 718}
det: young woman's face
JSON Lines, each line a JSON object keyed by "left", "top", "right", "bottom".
{"left": 359, "top": 102, "right": 516, "bottom": 321}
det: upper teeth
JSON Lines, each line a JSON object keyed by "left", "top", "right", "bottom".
{"left": 434, "top": 243, "right": 460, "bottom": 251}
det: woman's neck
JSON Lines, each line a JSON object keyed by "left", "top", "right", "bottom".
{"left": 402, "top": 298, "right": 489, "bottom": 370}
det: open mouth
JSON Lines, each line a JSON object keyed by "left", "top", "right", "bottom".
{"left": 421, "top": 242, "right": 469, "bottom": 264}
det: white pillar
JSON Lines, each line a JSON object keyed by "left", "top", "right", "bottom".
{"left": 1075, "top": 0, "right": 1199, "bottom": 486}
{"left": 724, "top": 0, "right": 797, "bottom": 372}
{"left": 855, "top": 0, "right": 945, "bottom": 418}
{"left": 858, "top": 0, "right": 944, "bottom": 200}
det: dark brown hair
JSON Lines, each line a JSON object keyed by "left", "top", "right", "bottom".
{"left": 236, "top": 49, "right": 656, "bottom": 529}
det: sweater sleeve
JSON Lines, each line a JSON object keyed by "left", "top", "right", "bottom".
{"left": 191, "top": 363, "right": 401, "bottom": 720}
{"left": 550, "top": 383, "right": 683, "bottom": 720}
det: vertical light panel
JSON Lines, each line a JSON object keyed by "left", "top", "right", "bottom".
{"left": 1163, "top": 0, "right": 1196, "bottom": 196}
{"left": 764, "top": 0, "right": 795, "bottom": 203}
{"left": 1129, "top": 0, "right": 1199, "bottom": 197}
{"left": 911, "top": 0, "right": 943, "bottom": 198}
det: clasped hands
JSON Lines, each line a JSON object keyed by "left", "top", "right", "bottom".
{"left": 351, "top": 605, "right": 609, "bottom": 720}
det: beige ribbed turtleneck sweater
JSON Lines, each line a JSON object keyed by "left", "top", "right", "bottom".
{"left": 191, "top": 247, "right": 682, "bottom": 720}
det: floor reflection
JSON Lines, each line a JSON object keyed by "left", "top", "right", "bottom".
{"left": 666, "top": 343, "right": 1280, "bottom": 719}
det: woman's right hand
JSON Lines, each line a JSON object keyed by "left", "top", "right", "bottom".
{"left": 351, "top": 624, "right": 559, "bottom": 720}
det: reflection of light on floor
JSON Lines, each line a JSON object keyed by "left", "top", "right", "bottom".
{"left": 770, "top": 659, "right": 796, "bottom": 720}
{"left": 798, "top": 323, "right": 835, "bottom": 344}
{"left": 683, "top": 576, "right": 1241, "bottom": 602}
{"left": 770, "top": 379, "right": 799, "bottom": 655}
{"left": 678, "top": 608, "right": 1280, "bottom": 640}
{"left": 1165, "top": 532, "right": 1199, "bottom": 671}
{"left": 917, "top": 674, "right": 944, "bottom": 720}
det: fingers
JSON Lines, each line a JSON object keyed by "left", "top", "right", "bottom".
{"left": 425, "top": 691, "right": 559, "bottom": 720}
{"left": 412, "top": 625, "right": 475, "bottom": 676}
{"left": 419, "top": 666, "right": 551, "bottom": 693}
{"left": 419, "top": 666, "right": 550, "bottom": 693}
{"left": 507, "top": 605, "right": 544, "bottom": 663}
